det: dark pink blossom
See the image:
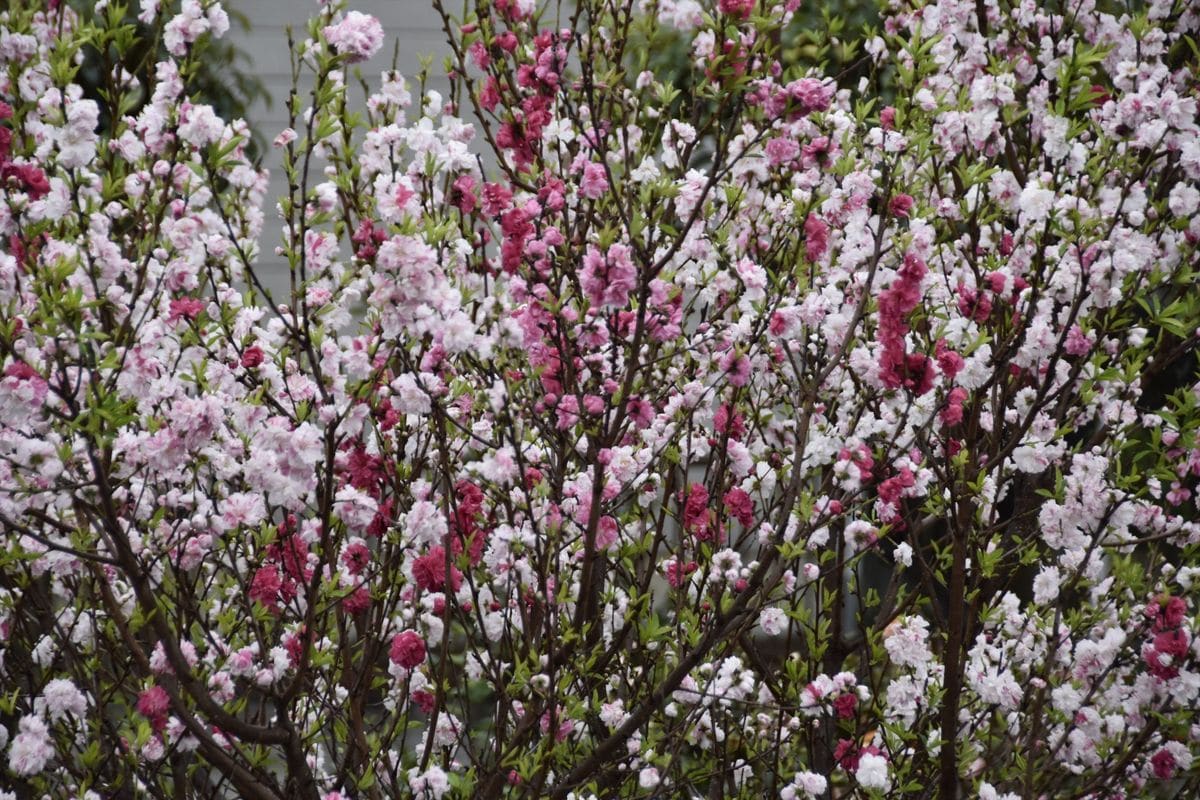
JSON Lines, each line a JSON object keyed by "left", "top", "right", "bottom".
{"left": 482, "top": 182, "right": 513, "bottom": 217}
{"left": 249, "top": 564, "right": 285, "bottom": 612}
{"left": 341, "top": 541, "right": 371, "bottom": 575}
{"left": 626, "top": 397, "right": 654, "bottom": 429}
{"left": 723, "top": 488, "right": 754, "bottom": 527}
{"left": 718, "top": 0, "right": 755, "bottom": 19}
{"left": 239, "top": 346, "right": 264, "bottom": 368}
{"left": 941, "top": 386, "right": 968, "bottom": 427}
{"left": 137, "top": 685, "right": 171, "bottom": 731}
{"left": 480, "top": 77, "right": 501, "bottom": 111}
{"left": 956, "top": 283, "right": 992, "bottom": 323}
{"left": 935, "top": 339, "right": 963, "bottom": 379}
{"left": 833, "top": 693, "right": 858, "bottom": 720}
{"left": 889, "top": 194, "right": 914, "bottom": 218}
{"left": 664, "top": 559, "right": 698, "bottom": 588}
{"left": 341, "top": 585, "right": 371, "bottom": 615}
{"left": 389, "top": 631, "right": 427, "bottom": 668}
{"left": 451, "top": 175, "right": 477, "bottom": 214}
{"left": 804, "top": 214, "right": 830, "bottom": 262}
{"left": 714, "top": 403, "right": 746, "bottom": 440}
{"left": 878, "top": 468, "right": 915, "bottom": 506}
{"left": 1151, "top": 748, "right": 1178, "bottom": 780}
{"left": 411, "top": 546, "right": 463, "bottom": 593}
{"left": 168, "top": 297, "right": 206, "bottom": 323}
{"left": 683, "top": 484, "right": 713, "bottom": 539}
{"left": 2, "top": 163, "right": 50, "bottom": 199}
{"left": 800, "top": 136, "right": 836, "bottom": 169}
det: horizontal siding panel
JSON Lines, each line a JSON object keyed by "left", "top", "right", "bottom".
{"left": 232, "top": 0, "right": 443, "bottom": 29}
{"left": 243, "top": 78, "right": 455, "bottom": 128}
{"left": 227, "top": 33, "right": 454, "bottom": 77}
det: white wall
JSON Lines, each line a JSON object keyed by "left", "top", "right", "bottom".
{"left": 224, "top": 0, "right": 453, "bottom": 294}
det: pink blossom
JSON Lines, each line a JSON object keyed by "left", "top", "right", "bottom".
{"left": 1064, "top": 325, "right": 1094, "bottom": 356}
{"left": 580, "top": 162, "right": 609, "bottom": 199}
{"left": 889, "top": 193, "right": 914, "bottom": 218}
{"left": 555, "top": 394, "right": 580, "bottom": 430}
{"left": 833, "top": 692, "right": 858, "bottom": 719}
{"left": 787, "top": 78, "right": 833, "bottom": 116}
{"left": 595, "top": 515, "right": 620, "bottom": 550}
{"left": 324, "top": 11, "right": 384, "bottom": 63}
{"left": 766, "top": 137, "right": 800, "bottom": 167}
{"left": 137, "top": 685, "right": 171, "bottom": 731}
{"left": 249, "top": 564, "right": 285, "bottom": 612}
{"left": 2, "top": 361, "right": 48, "bottom": 411}
{"left": 341, "top": 541, "right": 371, "bottom": 575}
{"left": 1151, "top": 748, "right": 1178, "bottom": 780}
{"left": 723, "top": 488, "right": 754, "bottom": 527}
{"left": 411, "top": 546, "right": 463, "bottom": 593}
{"left": 580, "top": 243, "right": 637, "bottom": 308}
{"left": 935, "top": 339, "right": 963, "bottom": 379}
{"left": 168, "top": 297, "right": 206, "bottom": 323}
{"left": 804, "top": 214, "right": 830, "bottom": 261}
{"left": 341, "top": 585, "right": 372, "bottom": 615}
{"left": 719, "top": 350, "right": 751, "bottom": 386}
{"left": 664, "top": 559, "right": 698, "bottom": 588}
{"left": 469, "top": 39, "right": 490, "bottom": 70}
{"left": 718, "top": 0, "right": 755, "bottom": 19}
{"left": 389, "top": 631, "right": 427, "bottom": 668}
{"left": 941, "top": 387, "right": 968, "bottom": 427}
{"left": 240, "top": 346, "right": 264, "bottom": 368}
{"left": 8, "top": 715, "right": 53, "bottom": 776}
{"left": 539, "top": 707, "right": 575, "bottom": 742}
{"left": 1166, "top": 482, "right": 1191, "bottom": 506}
{"left": 494, "top": 31, "right": 518, "bottom": 52}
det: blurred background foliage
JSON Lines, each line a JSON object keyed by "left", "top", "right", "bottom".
{"left": 628, "top": 0, "right": 886, "bottom": 105}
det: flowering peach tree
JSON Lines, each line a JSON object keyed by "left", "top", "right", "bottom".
{"left": 1, "top": 0, "right": 1199, "bottom": 797}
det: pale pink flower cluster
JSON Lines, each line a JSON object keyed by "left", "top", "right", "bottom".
{"left": 324, "top": 10, "right": 385, "bottom": 63}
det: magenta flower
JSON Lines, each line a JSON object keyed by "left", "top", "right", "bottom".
{"left": 389, "top": 631, "right": 427, "bottom": 668}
